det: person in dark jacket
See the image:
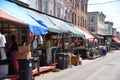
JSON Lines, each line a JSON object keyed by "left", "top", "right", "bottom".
{"left": 8, "top": 35, "right": 19, "bottom": 74}
{"left": 102, "top": 46, "right": 107, "bottom": 56}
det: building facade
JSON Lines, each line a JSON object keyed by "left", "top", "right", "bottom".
{"left": 87, "top": 12, "right": 106, "bottom": 35}
{"left": 117, "top": 32, "right": 120, "bottom": 39}
{"left": 27, "top": 0, "right": 88, "bottom": 28}
{"left": 112, "top": 28, "right": 117, "bottom": 37}
{"left": 104, "top": 21, "right": 113, "bottom": 35}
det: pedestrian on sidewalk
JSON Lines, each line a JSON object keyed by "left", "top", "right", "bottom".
{"left": 102, "top": 46, "right": 107, "bottom": 56}
{"left": 8, "top": 35, "right": 19, "bottom": 74}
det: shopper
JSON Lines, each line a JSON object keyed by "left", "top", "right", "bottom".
{"left": 8, "top": 35, "right": 19, "bottom": 74}
{"left": 44, "top": 35, "right": 51, "bottom": 65}
{"left": 102, "top": 46, "right": 107, "bottom": 56}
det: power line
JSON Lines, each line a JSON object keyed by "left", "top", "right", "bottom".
{"left": 88, "top": 0, "right": 120, "bottom": 5}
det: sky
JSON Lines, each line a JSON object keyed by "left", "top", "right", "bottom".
{"left": 88, "top": 0, "right": 120, "bottom": 31}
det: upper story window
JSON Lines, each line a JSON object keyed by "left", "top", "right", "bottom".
{"left": 42, "top": 0, "right": 53, "bottom": 15}
{"left": 88, "top": 16, "right": 95, "bottom": 22}
{"left": 88, "top": 26, "right": 96, "bottom": 32}
{"left": 72, "top": 0, "right": 76, "bottom": 8}
{"left": 56, "top": 4, "right": 64, "bottom": 19}
{"left": 72, "top": 13, "right": 76, "bottom": 25}
{"left": 43, "top": 1, "right": 48, "bottom": 13}
{"left": 99, "top": 16, "right": 104, "bottom": 24}
{"left": 49, "top": 1, "right": 53, "bottom": 15}
{"left": 56, "top": 7, "right": 61, "bottom": 18}
{"left": 56, "top": 0, "right": 63, "bottom": 3}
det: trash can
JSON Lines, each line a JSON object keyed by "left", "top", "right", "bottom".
{"left": 18, "top": 59, "right": 33, "bottom": 80}
{"left": 56, "top": 53, "right": 68, "bottom": 70}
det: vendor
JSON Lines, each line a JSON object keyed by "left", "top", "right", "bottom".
{"left": 44, "top": 35, "right": 52, "bottom": 65}
{"left": 8, "top": 35, "right": 19, "bottom": 74}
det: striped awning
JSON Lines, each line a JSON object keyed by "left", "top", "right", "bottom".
{"left": 112, "top": 37, "right": 120, "bottom": 44}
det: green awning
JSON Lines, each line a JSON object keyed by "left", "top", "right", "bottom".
{"left": 45, "top": 15, "right": 84, "bottom": 37}
{"left": 66, "top": 22, "right": 85, "bottom": 37}
{"left": 59, "top": 21, "right": 84, "bottom": 37}
{"left": 20, "top": 7, "right": 63, "bottom": 33}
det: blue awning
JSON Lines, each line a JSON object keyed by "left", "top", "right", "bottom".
{"left": 20, "top": 7, "right": 63, "bottom": 33}
{"left": 0, "top": 0, "right": 48, "bottom": 35}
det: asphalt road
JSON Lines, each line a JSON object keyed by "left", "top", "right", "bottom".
{"left": 35, "top": 50, "right": 120, "bottom": 80}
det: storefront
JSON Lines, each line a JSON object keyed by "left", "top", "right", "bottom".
{"left": 111, "top": 37, "right": 120, "bottom": 49}
{"left": 0, "top": 10, "right": 29, "bottom": 80}
{"left": 0, "top": 0, "right": 49, "bottom": 80}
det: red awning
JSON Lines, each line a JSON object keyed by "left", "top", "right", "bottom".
{"left": 74, "top": 26, "right": 98, "bottom": 42}
{"left": 0, "top": 10, "right": 27, "bottom": 26}
{"left": 80, "top": 27, "right": 93, "bottom": 36}
{"left": 79, "top": 27, "right": 98, "bottom": 42}
{"left": 88, "top": 38, "right": 98, "bottom": 42}
{"left": 75, "top": 26, "right": 94, "bottom": 39}
{"left": 112, "top": 37, "right": 120, "bottom": 44}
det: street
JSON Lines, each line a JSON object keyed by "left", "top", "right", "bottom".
{"left": 35, "top": 50, "right": 120, "bottom": 80}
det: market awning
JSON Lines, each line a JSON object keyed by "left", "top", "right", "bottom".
{"left": 88, "top": 38, "right": 98, "bottom": 42}
{"left": 0, "top": 0, "right": 48, "bottom": 35}
{"left": 0, "top": 10, "right": 27, "bottom": 26}
{"left": 20, "top": 7, "right": 63, "bottom": 33}
{"left": 44, "top": 15, "right": 84, "bottom": 37}
{"left": 112, "top": 37, "right": 120, "bottom": 44}
{"left": 43, "top": 15, "right": 69, "bottom": 32}
{"left": 95, "top": 35, "right": 104, "bottom": 39}
{"left": 74, "top": 26, "right": 94, "bottom": 39}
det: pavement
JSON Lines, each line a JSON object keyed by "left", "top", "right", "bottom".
{"left": 34, "top": 58, "right": 96, "bottom": 80}
{"left": 34, "top": 50, "right": 114, "bottom": 80}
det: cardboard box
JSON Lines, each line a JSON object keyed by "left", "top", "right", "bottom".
{"left": 17, "top": 45, "right": 31, "bottom": 60}
{"left": 17, "top": 51, "right": 31, "bottom": 60}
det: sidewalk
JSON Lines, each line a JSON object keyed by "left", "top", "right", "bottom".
{"left": 34, "top": 50, "right": 115, "bottom": 80}
{"left": 34, "top": 59, "right": 95, "bottom": 80}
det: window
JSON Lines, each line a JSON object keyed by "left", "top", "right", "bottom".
{"left": 43, "top": 0, "right": 53, "bottom": 15}
{"left": 43, "top": 1, "right": 48, "bottom": 13}
{"left": 49, "top": 1, "right": 53, "bottom": 15}
{"left": 88, "top": 26, "right": 96, "bottom": 32}
{"left": 91, "top": 16, "right": 95, "bottom": 22}
{"left": 29, "top": 0, "right": 39, "bottom": 10}
{"left": 99, "top": 16, "right": 104, "bottom": 24}
{"left": 56, "top": 7, "right": 61, "bottom": 18}
{"left": 78, "top": 16, "right": 80, "bottom": 26}
{"left": 72, "top": 13, "right": 74, "bottom": 24}
{"left": 88, "top": 16, "right": 95, "bottom": 22}
{"left": 56, "top": 0, "right": 63, "bottom": 3}
{"left": 67, "top": 10, "right": 71, "bottom": 21}
{"left": 81, "top": 17, "right": 83, "bottom": 27}
{"left": 72, "top": 13, "right": 76, "bottom": 25}
{"left": 56, "top": 4, "right": 64, "bottom": 19}
{"left": 85, "top": 20, "right": 86, "bottom": 28}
